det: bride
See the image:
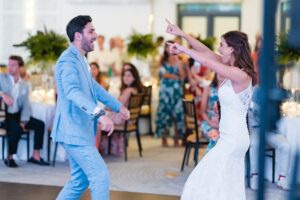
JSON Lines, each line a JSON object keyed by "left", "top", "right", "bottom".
{"left": 165, "top": 19, "right": 256, "bottom": 200}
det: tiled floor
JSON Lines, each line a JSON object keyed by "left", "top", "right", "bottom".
{"left": 0, "top": 136, "right": 289, "bottom": 200}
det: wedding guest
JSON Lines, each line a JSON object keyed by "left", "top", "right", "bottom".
{"left": 248, "top": 86, "right": 291, "bottom": 190}
{"left": 186, "top": 58, "right": 210, "bottom": 122}
{"left": 88, "top": 35, "right": 113, "bottom": 76}
{"left": 155, "top": 41, "right": 185, "bottom": 147}
{"left": 90, "top": 62, "right": 108, "bottom": 89}
{"left": 0, "top": 55, "right": 48, "bottom": 167}
{"left": 103, "top": 63, "right": 143, "bottom": 155}
{"left": 200, "top": 73, "right": 220, "bottom": 152}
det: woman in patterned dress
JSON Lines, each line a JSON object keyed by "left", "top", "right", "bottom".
{"left": 155, "top": 41, "right": 186, "bottom": 147}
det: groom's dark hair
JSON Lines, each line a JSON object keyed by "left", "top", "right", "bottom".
{"left": 66, "top": 15, "right": 92, "bottom": 42}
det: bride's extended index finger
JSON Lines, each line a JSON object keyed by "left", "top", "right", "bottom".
{"left": 165, "top": 18, "right": 172, "bottom": 25}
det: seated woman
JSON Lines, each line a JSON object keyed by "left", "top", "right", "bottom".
{"left": 186, "top": 58, "right": 211, "bottom": 123}
{"left": 200, "top": 73, "right": 220, "bottom": 153}
{"left": 90, "top": 62, "right": 108, "bottom": 89}
{"left": 102, "top": 63, "right": 143, "bottom": 155}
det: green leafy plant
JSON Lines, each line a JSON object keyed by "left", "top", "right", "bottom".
{"left": 14, "top": 27, "right": 68, "bottom": 71}
{"left": 277, "top": 32, "right": 300, "bottom": 64}
{"left": 127, "top": 31, "right": 156, "bottom": 59}
{"left": 196, "top": 35, "right": 216, "bottom": 51}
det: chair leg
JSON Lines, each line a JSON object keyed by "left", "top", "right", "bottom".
{"left": 47, "top": 131, "right": 51, "bottom": 162}
{"left": 181, "top": 144, "right": 189, "bottom": 171}
{"left": 246, "top": 151, "right": 251, "bottom": 187}
{"left": 108, "top": 136, "right": 112, "bottom": 155}
{"left": 2, "top": 137, "right": 4, "bottom": 160}
{"left": 272, "top": 150, "right": 276, "bottom": 183}
{"left": 194, "top": 143, "right": 199, "bottom": 166}
{"left": 136, "top": 130, "right": 142, "bottom": 157}
{"left": 186, "top": 146, "right": 191, "bottom": 166}
{"left": 124, "top": 133, "right": 128, "bottom": 161}
{"left": 26, "top": 133, "right": 30, "bottom": 161}
{"left": 52, "top": 142, "right": 58, "bottom": 167}
{"left": 148, "top": 115, "right": 153, "bottom": 135}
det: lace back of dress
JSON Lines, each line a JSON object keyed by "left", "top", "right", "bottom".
{"left": 238, "top": 82, "right": 253, "bottom": 109}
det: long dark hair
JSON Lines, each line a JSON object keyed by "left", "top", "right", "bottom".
{"left": 120, "top": 63, "right": 143, "bottom": 93}
{"left": 210, "top": 73, "right": 218, "bottom": 88}
{"left": 160, "top": 40, "right": 174, "bottom": 66}
{"left": 222, "top": 31, "right": 257, "bottom": 85}
{"left": 90, "top": 62, "right": 102, "bottom": 84}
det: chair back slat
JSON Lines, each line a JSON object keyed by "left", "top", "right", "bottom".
{"left": 182, "top": 98, "right": 200, "bottom": 143}
{"left": 126, "top": 94, "right": 144, "bottom": 126}
{"left": 0, "top": 100, "right": 6, "bottom": 122}
{"left": 141, "top": 85, "right": 152, "bottom": 106}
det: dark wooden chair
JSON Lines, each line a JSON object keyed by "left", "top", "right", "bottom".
{"left": 0, "top": 100, "right": 7, "bottom": 160}
{"left": 181, "top": 98, "right": 209, "bottom": 171}
{"left": 111, "top": 94, "right": 144, "bottom": 161}
{"left": 139, "top": 85, "right": 153, "bottom": 135}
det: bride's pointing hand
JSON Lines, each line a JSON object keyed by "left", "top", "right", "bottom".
{"left": 165, "top": 18, "right": 184, "bottom": 36}
{"left": 166, "top": 42, "right": 185, "bottom": 55}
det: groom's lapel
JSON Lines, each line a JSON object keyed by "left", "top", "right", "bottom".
{"left": 70, "top": 46, "right": 96, "bottom": 98}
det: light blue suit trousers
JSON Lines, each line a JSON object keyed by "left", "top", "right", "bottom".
{"left": 56, "top": 143, "right": 109, "bottom": 200}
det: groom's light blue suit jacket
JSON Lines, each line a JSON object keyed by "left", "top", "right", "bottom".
{"left": 51, "top": 45, "right": 122, "bottom": 146}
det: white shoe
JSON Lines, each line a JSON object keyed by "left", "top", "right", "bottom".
{"left": 277, "top": 177, "right": 290, "bottom": 190}
{"left": 250, "top": 174, "right": 259, "bottom": 190}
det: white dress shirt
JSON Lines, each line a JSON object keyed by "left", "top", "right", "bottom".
{"left": 7, "top": 75, "right": 21, "bottom": 114}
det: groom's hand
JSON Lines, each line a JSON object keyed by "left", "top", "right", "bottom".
{"left": 99, "top": 115, "right": 114, "bottom": 136}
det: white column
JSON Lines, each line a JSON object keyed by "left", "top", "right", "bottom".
{"left": 241, "top": 0, "right": 263, "bottom": 49}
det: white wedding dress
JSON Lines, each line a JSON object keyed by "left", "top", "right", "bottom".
{"left": 181, "top": 79, "right": 252, "bottom": 200}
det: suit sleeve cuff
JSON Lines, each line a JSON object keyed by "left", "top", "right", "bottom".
{"left": 92, "top": 105, "right": 106, "bottom": 117}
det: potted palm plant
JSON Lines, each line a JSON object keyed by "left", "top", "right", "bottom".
{"left": 127, "top": 31, "right": 156, "bottom": 59}
{"left": 127, "top": 31, "right": 156, "bottom": 78}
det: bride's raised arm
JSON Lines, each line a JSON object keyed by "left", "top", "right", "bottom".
{"left": 167, "top": 42, "right": 248, "bottom": 85}
{"left": 165, "top": 19, "right": 221, "bottom": 63}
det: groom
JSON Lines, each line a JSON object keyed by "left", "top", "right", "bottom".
{"left": 51, "top": 15, "right": 129, "bottom": 200}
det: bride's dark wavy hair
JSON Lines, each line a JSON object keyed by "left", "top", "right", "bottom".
{"left": 222, "top": 31, "right": 257, "bottom": 85}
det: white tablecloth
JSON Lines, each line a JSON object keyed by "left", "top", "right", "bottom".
{"left": 265, "top": 117, "right": 300, "bottom": 183}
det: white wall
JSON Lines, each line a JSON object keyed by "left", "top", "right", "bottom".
{"left": 0, "top": 0, "right": 265, "bottom": 63}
